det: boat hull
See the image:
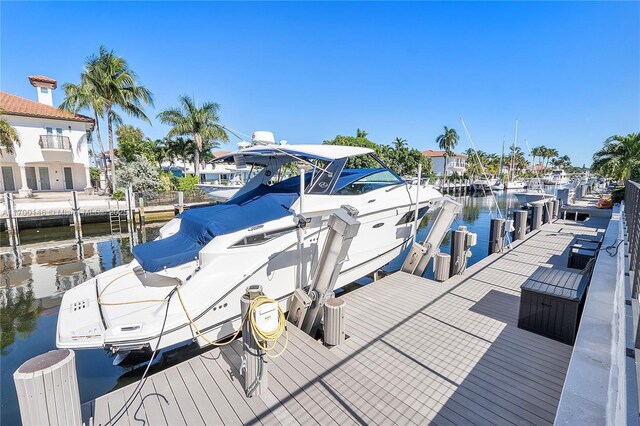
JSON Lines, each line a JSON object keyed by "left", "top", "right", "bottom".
{"left": 514, "top": 192, "right": 554, "bottom": 207}
{"left": 57, "top": 183, "right": 442, "bottom": 354}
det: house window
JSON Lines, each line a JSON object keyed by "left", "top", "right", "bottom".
{"left": 41, "top": 87, "right": 49, "bottom": 94}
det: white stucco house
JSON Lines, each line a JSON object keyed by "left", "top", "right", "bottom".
{"left": 0, "top": 75, "right": 95, "bottom": 197}
{"left": 422, "top": 150, "right": 468, "bottom": 176}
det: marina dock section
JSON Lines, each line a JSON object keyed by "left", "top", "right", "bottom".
{"left": 84, "top": 215, "right": 608, "bottom": 425}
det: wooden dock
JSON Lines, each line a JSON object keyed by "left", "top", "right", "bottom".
{"left": 84, "top": 216, "right": 608, "bottom": 425}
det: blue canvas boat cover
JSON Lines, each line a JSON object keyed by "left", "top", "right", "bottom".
{"left": 132, "top": 183, "right": 300, "bottom": 272}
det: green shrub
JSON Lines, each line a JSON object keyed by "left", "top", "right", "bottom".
{"left": 116, "top": 155, "right": 162, "bottom": 196}
{"left": 113, "top": 190, "right": 125, "bottom": 201}
{"left": 611, "top": 186, "right": 625, "bottom": 204}
{"left": 176, "top": 174, "right": 199, "bottom": 193}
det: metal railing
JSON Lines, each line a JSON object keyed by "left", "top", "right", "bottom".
{"left": 136, "top": 190, "right": 211, "bottom": 207}
{"left": 39, "top": 135, "right": 71, "bottom": 150}
{"left": 626, "top": 181, "right": 640, "bottom": 297}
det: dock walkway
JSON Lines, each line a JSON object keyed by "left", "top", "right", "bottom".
{"left": 85, "top": 216, "right": 607, "bottom": 425}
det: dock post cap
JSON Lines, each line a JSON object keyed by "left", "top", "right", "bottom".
{"left": 246, "top": 284, "right": 263, "bottom": 299}
{"left": 325, "top": 297, "right": 345, "bottom": 307}
{"left": 15, "top": 349, "right": 73, "bottom": 375}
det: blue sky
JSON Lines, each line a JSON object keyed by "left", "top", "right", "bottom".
{"left": 2, "top": 1, "right": 639, "bottom": 167}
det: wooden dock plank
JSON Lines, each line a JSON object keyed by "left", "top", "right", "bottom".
{"left": 176, "top": 359, "right": 225, "bottom": 425}
{"left": 85, "top": 218, "right": 604, "bottom": 425}
{"left": 148, "top": 373, "right": 187, "bottom": 426}
{"left": 188, "top": 357, "right": 243, "bottom": 425}
{"left": 162, "top": 367, "right": 206, "bottom": 425}
{"left": 198, "top": 349, "right": 276, "bottom": 426}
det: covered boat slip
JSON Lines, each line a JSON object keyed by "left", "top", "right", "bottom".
{"left": 85, "top": 216, "right": 606, "bottom": 425}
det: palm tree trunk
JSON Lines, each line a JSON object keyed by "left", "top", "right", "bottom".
{"left": 193, "top": 149, "right": 200, "bottom": 179}
{"left": 443, "top": 154, "right": 447, "bottom": 177}
{"left": 92, "top": 110, "right": 109, "bottom": 190}
{"left": 193, "top": 132, "right": 202, "bottom": 179}
{"left": 107, "top": 108, "right": 116, "bottom": 192}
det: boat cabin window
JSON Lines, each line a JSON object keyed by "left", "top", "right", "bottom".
{"left": 335, "top": 169, "right": 403, "bottom": 195}
{"left": 331, "top": 154, "right": 403, "bottom": 195}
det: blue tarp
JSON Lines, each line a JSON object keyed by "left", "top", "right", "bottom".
{"left": 133, "top": 180, "right": 300, "bottom": 272}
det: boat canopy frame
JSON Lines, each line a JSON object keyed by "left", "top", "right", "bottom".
{"left": 214, "top": 148, "right": 404, "bottom": 196}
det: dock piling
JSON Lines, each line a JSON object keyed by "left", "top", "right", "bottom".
{"left": 450, "top": 226, "right": 468, "bottom": 276}
{"left": 513, "top": 209, "right": 527, "bottom": 240}
{"left": 71, "top": 191, "right": 83, "bottom": 242}
{"left": 178, "top": 191, "right": 184, "bottom": 214}
{"left": 552, "top": 199, "right": 560, "bottom": 219}
{"left": 543, "top": 201, "right": 553, "bottom": 225}
{"left": 138, "top": 196, "right": 146, "bottom": 227}
{"left": 242, "top": 285, "right": 268, "bottom": 397}
{"left": 14, "top": 349, "right": 82, "bottom": 426}
{"left": 434, "top": 252, "right": 451, "bottom": 282}
{"left": 531, "top": 204, "right": 543, "bottom": 231}
{"left": 4, "top": 192, "right": 20, "bottom": 248}
{"left": 488, "top": 218, "right": 506, "bottom": 254}
{"left": 323, "top": 298, "right": 346, "bottom": 347}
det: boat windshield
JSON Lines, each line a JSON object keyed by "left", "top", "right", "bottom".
{"left": 307, "top": 153, "right": 404, "bottom": 195}
{"left": 216, "top": 149, "right": 403, "bottom": 196}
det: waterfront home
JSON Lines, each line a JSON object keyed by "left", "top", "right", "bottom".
{"left": 422, "top": 149, "right": 468, "bottom": 176}
{"left": 0, "top": 75, "right": 95, "bottom": 197}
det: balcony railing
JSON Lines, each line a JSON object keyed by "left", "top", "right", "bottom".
{"left": 39, "top": 135, "right": 71, "bottom": 150}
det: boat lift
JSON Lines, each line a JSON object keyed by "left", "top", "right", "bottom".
{"left": 401, "top": 196, "right": 463, "bottom": 277}
{"left": 288, "top": 205, "right": 361, "bottom": 337}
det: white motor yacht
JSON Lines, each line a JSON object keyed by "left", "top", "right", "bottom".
{"left": 514, "top": 178, "right": 554, "bottom": 206}
{"left": 504, "top": 180, "right": 526, "bottom": 190}
{"left": 543, "top": 169, "right": 569, "bottom": 186}
{"left": 56, "top": 138, "right": 443, "bottom": 355}
{"left": 472, "top": 177, "right": 498, "bottom": 192}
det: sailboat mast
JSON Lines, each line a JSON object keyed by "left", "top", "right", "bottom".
{"left": 499, "top": 137, "right": 505, "bottom": 179}
{"left": 510, "top": 120, "right": 518, "bottom": 181}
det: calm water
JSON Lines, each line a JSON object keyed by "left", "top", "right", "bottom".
{"left": 0, "top": 192, "right": 519, "bottom": 425}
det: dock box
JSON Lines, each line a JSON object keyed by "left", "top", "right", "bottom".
{"left": 567, "top": 239, "right": 601, "bottom": 270}
{"left": 518, "top": 269, "right": 588, "bottom": 345}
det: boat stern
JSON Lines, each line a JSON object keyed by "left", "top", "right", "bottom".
{"left": 56, "top": 278, "right": 106, "bottom": 350}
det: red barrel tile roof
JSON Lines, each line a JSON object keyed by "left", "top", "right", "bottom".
{"left": 0, "top": 92, "right": 94, "bottom": 123}
{"left": 422, "top": 149, "right": 468, "bottom": 158}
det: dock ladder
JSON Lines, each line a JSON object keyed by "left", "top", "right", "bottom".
{"left": 108, "top": 200, "right": 122, "bottom": 235}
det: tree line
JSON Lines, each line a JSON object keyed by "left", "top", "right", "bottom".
{"left": 2, "top": 45, "right": 637, "bottom": 192}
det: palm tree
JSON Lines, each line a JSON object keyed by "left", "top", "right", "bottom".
{"left": 356, "top": 128, "right": 368, "bottom": 138}
{"left": 166, "top": 136, "right": 195, "bottom": 171}
{"left": 0, "top": 109, "right": 20, "bottom": 155}
{"left": 592, "top": 133, "right": 640, "bottom": 180}
{"left": 157, "top": 95, "right": 228, "bottom": 177}
{"left": 393, "top": 137, "right": 407, "bottom": 150}
{"left": 530, "top": 146, "right": 545, "bottom": 168}
{"left": 435, "top": 126, "right": 459, "bottom": 177}
{"left": 60, "top": 77, "right": 110, "bottom": 183}
{"left": 543, "top": 148, "right": 559, "bottom": 168}
{"left": 80, "top": 46, "right": 154, "bottom": 191}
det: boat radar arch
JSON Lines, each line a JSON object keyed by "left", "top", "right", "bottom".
{"left": 252, "top": 131, "right": 275, "bottom": 145}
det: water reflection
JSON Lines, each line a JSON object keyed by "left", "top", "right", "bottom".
{"left": 0, "top": 226, "right": 158, "bottom": 426}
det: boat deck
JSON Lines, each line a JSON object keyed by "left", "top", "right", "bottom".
{"left": 84, "top": 216, "right": 608, "bottom": 425}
